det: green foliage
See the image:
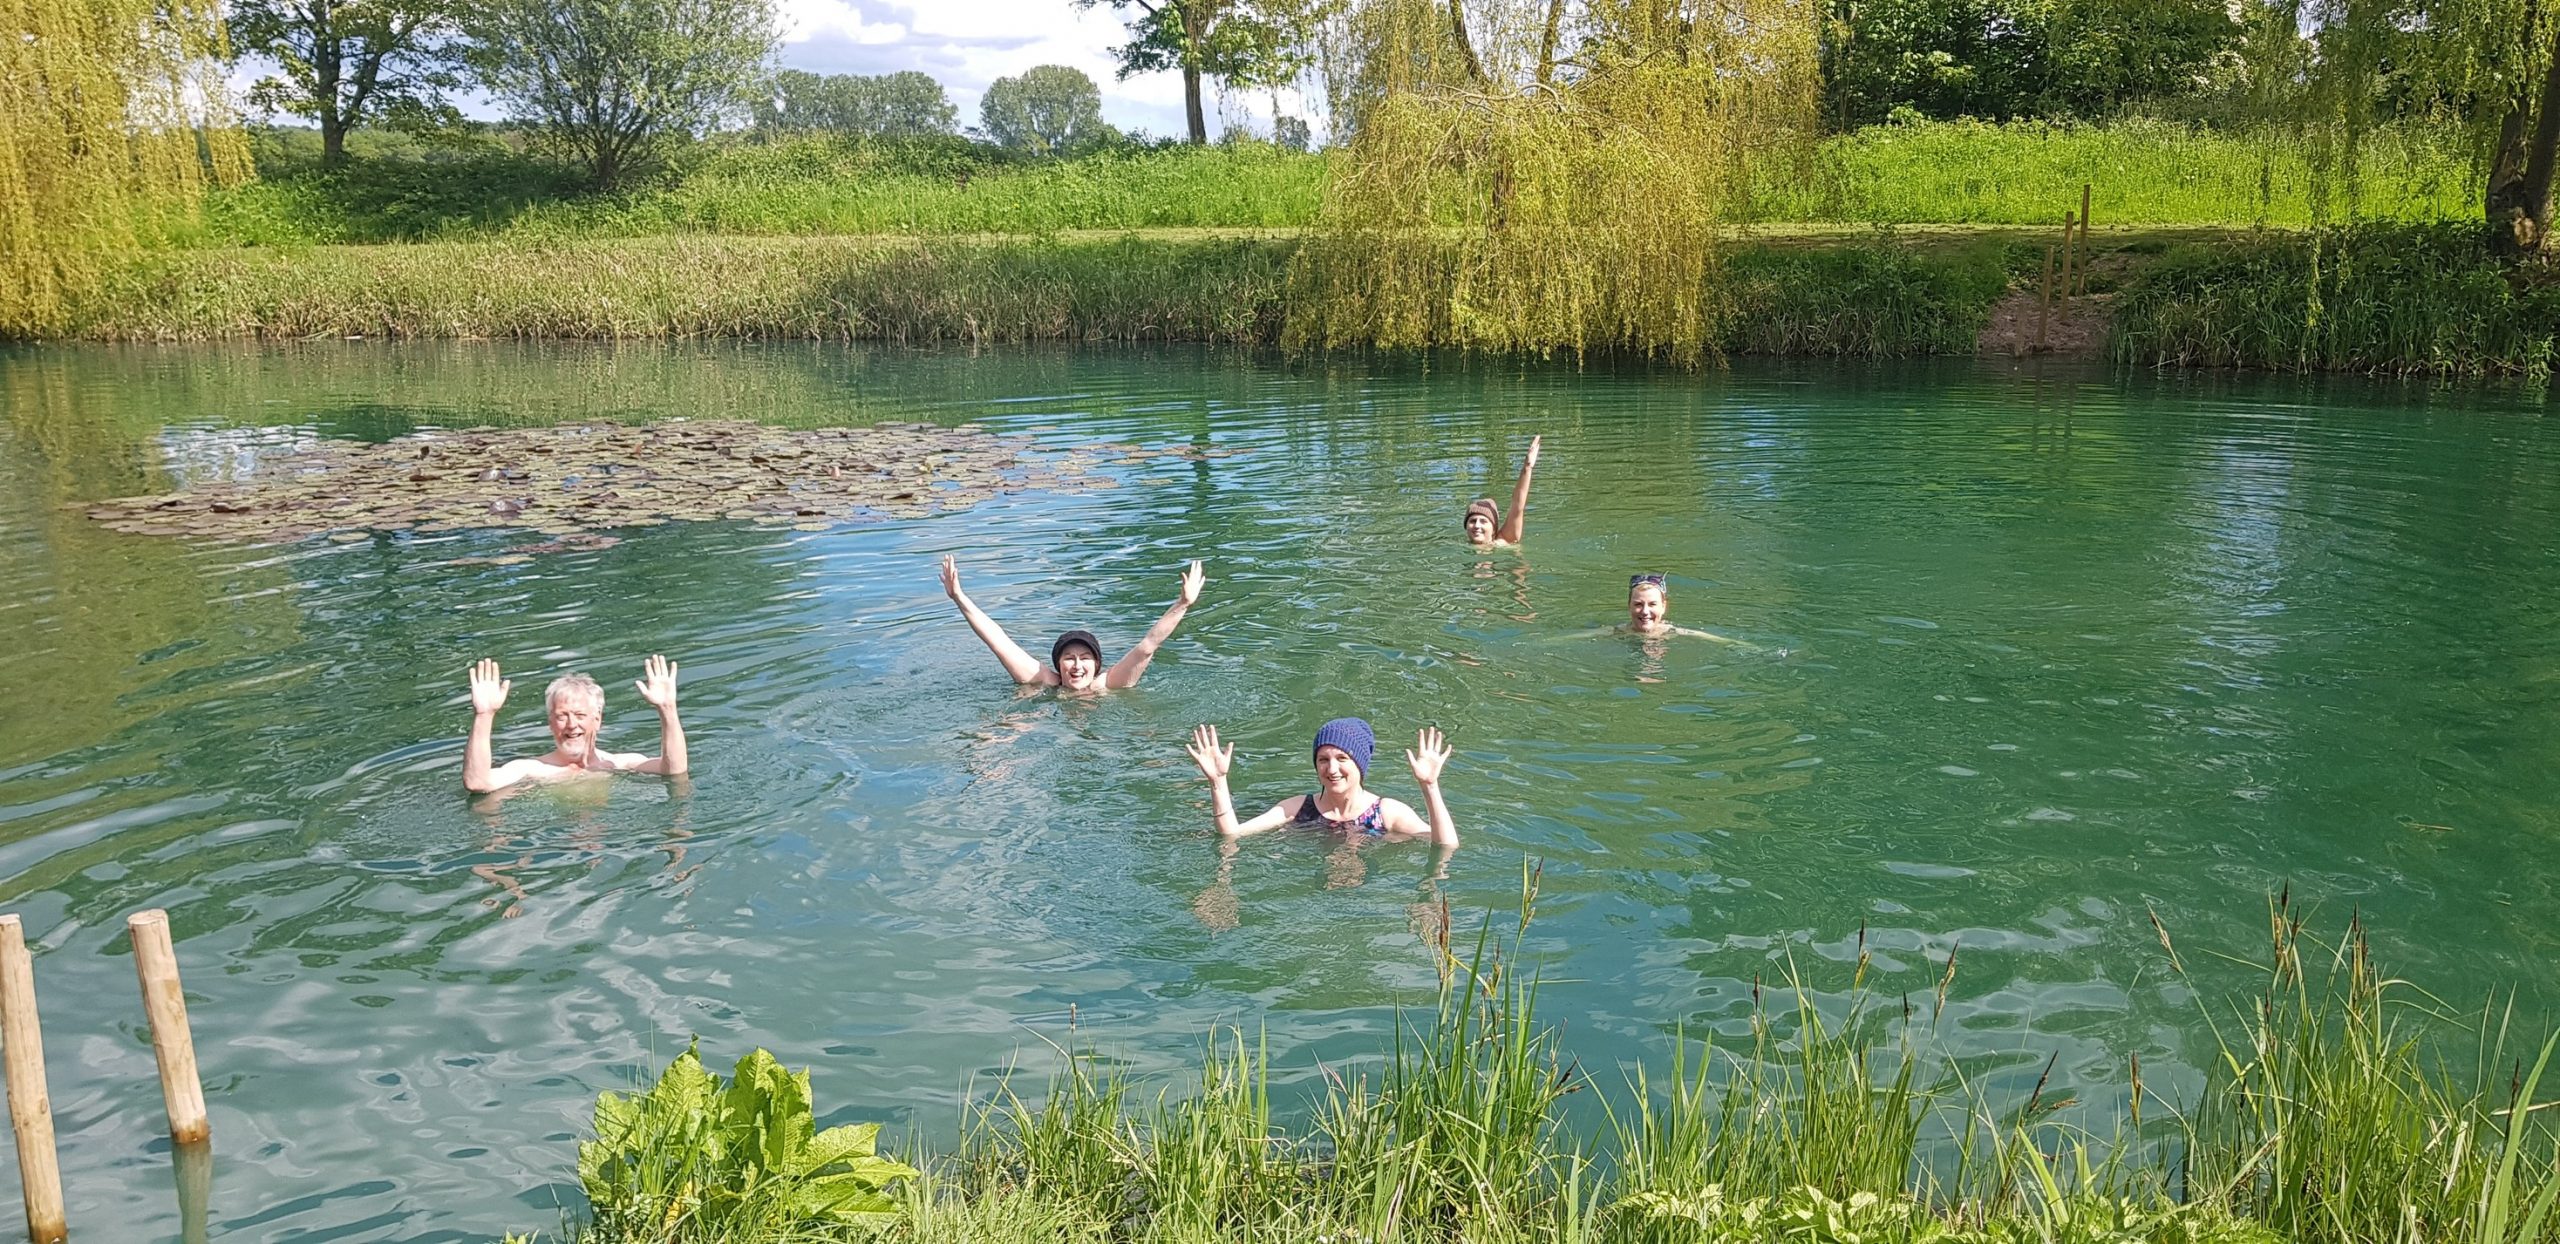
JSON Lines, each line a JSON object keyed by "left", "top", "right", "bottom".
{"left": 979, "top": 66, "right": 1116, "bottom": 157}
{"left": 2112, "top": 223, "right": 2560, "bottom": 377}
{"left": 466, "top": 0, "right": 779, "bottom": 190}
{"left": 227, "top": 0, "right": 466, "bottom": 162}
{"left": 752, "top": 70, "right": 956, "bottom": 139}
{"left": 578, "top": 1043, "right": 918, "bottom": 1240}
{"left": 0, "top": 0, "right": 251, "bottom": 334}
{"left": 1290, "top": 0, "right": 1824, "bottom": 365}
{"left": 1819, "top": 0, "right": 2240, "bottom": 128}
{"left": 2183, "top": 898, "right": 2560, "bottom": 1244}
{"left": 1748, "top": 118, "right": 2472, "bottom": 225}
{"left": 1079, "top": 0, "right": 1323, "bottom": 142}
{"left": 1721, "top": 241, "right": 2015, "bottom": 356}
{"left": 542, "top": 890, "right": 2560, "bottom": 1244}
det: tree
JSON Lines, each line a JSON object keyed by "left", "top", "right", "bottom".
{"left": 753, "top": 69, "right": 957, "bottom": 137}
{"left": 1078, "top": 0, "right": 1323, "bottom": 143}
{"left": 2, "top": 0, "right": 250, "bottom": 333}
{"left": 229, "top": 0, "right": 466, "bottom": 164}
{"left": 1819, "top": 0, "right": 2238, "bottom": 127}
{"left": 467, "top": 0, "right": 779, "bottom": 190}
{"left": 979, "top": 64, "right": 1114, "bottom": 154}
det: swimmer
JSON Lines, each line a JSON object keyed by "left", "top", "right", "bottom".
{"left": 1463, "top": 435, "right": 1541, "bottom": 548}
{"left": 1622, "top": 573, "right": 1746, "bottom": 644}
{"left": 1184, "top": 718, "right": 1457, "bottom": 848}
{"left": 942, "top": 554, "right": 1204, "bottom": 693}
{"left": 462, "top": 656, "right": 689, "bottom": 793}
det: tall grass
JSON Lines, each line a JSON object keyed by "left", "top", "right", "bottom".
{"left": 186, "top": 120, "right": 2476, "bottom": 252}
{"left": 189, "top": 140, "right": 1326, "bottom": 247}
{"left": 1746, "top": 119, "right": 2474, "bottom": 226}
{"left": 542, "top": 879, "right": 2560, "bottom": 1244}
{"left": 42, "top": 232, "right": 2016, "bottom": 357}
{"left": 2112, "top": 223, "right": 2560, "bottom": 379}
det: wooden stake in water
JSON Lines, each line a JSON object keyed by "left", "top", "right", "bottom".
{"left": 173, "top": 1131, "right": 211, "bottom": 1244}
{"left": 0, "top": 916, "right": 66, "bottom": 1244}
{"left": 129, "top": 910, "right": 210, "bottom": 1145}
{"left": 2036, "top": 244, "right": 2055, "bottom": 352}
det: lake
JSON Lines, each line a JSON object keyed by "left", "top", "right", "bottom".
{"left": 2, "top": 343, "right": 2555, "bottom": 1240}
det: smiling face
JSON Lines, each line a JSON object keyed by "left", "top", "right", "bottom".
{"left": 548, "top": 689, "right": 604, "bottom": 763}
{"left": 1628, "top": 582, "right": 1669, "bottom": 632}
{"left": 1464, "top": 511, "right": 1496, "bottom": 544}
{"left": 1055, "top": 643, "right": 1102, "bottom": 690}
{"left": 1313, "top": 745, "right": 1363, "bottom": 795}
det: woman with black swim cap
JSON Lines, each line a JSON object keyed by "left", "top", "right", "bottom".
{"left": 940, "top": 554, "right": 1204, "bottom": 693}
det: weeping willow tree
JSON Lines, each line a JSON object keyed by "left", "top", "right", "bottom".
{"left": 0, "top": 0, "right": 251, "bottom": 336}
{"left": 1285, "top": 0, "right": 1820, "bottom": 363}
{"left": 2232, "top": 0, "right": 2560, "bottom": 251}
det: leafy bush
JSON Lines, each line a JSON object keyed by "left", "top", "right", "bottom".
{"left": 578, "top": 1044, "right": 917, "bottom": 1240}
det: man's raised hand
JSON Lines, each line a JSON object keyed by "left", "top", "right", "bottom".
{"left": 635, "top": 654, "right": 680, "bottom": 711}
{"left": 1186, "top": 724, "right": 1234, "bottom": 782}
{"left": 469, "top": 659, "right": 511, "bottom": 717}
{"left": 1178, "top": 559, "right": 1205, "bottom": 607}
{"left": 940, "top": 554, "right": 964, "bottom": 602}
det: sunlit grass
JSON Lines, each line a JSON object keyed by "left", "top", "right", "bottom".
{"left": 541, "top": 875, "right": 2560, "bottom": 1244}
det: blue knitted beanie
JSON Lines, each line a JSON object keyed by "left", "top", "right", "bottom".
{"left": 1311, "top": 717, "right": 1376, "bottom": 775}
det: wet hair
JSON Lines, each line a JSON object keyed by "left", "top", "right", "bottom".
{"left": 545, "top": 672, "right": 604, "bottom": 713}
{"left": 1051, "top": 630, "right": 1103, "bottom": 672}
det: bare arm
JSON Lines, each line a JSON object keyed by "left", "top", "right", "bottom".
{"left": 1186, "top": 725, "right": 1294, "bottom": 836}
{"left": 1406, "top": 727, "right": 1459, "bottom": 848}
{"left": 463, "top": 659, "right": 522, "bottom": 794}
{"left": 1499, "top": 436, "right": 1539, "bottom": 544}
{"left": 943, "top": 555, "right": 1053, "bottom": 685}
{"left": 1106, "top": 560, "right": 1204, "bottom": 689}
{"left": 631, "top": 654, "right": 688, "bottom": 776}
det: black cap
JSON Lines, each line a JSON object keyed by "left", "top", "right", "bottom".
{"left": 1052, "top": 629, "right": 1103, "bottom": 671}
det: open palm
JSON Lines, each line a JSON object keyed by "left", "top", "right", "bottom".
{"left": 1407, "top": 727, "right": 1452, "bottom": 785}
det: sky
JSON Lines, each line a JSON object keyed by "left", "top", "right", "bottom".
{"left": 771, "top": 0, "right": 1265, "bottom": 141}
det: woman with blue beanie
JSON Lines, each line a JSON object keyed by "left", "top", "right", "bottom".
{"left": 1183, "top": 717, "right": 1457, "bottom": 847}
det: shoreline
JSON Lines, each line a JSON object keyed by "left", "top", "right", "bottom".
{"left": 29, "top": 224, "right": 2558, "bottom": 379}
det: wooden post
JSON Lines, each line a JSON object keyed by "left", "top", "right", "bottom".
{"left": 2059, "top": 211, "right": 2078, "bottom": 309}
{"left": 0, "top": 917, "right": 66, "bottom": 1244}
{"left": 2035, "top": 245, "right": 2055, "bottom": 352}
{"left": 2078, "top": 182, "right": 2094, "bottom": 295}
{"left": 173, "top": 1133, "right": 211, "bottom": 1244}
{"left": 128, "top": 910, "right": 209, "bottom": 1145}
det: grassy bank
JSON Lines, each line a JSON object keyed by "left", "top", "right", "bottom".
{"left": 527, "top": 887, "right": 2560, "bottom": 1244}
{"left": 65, "top": 233, "right": 2018, "bottom": 357}
{"left": 1751, "top": 120, "right": 2472, "bottom": 226}
{"left": 185, "top": 121, "right": 2473, "bottom": 250}
{"left": 2113, "top": 223, "right": 2560, "bottom": 378}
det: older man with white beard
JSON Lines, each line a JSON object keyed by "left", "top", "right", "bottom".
{"left": 461, "top": 656, "right": 688, "bottom": 793}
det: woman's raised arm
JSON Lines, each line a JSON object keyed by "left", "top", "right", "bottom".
{"left": 1106, "top": 560, "right": 1204, "bottom": 689}
{"left": 1500, "top": 436, "right": 1540, "bottom": 544}
{"left": 942, "top": 555, "right": 1051, "bottom": 685}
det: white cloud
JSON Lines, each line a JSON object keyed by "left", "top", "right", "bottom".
{"left": 775, "top": 0, "right": 1200, "bottom": 138}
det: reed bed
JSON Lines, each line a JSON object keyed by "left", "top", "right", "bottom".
{"left": 2112, "top": 223, "right": 2560, "bottom": 379}
{"left": 53, "top": 234, "right": 2013, "bottom": 357}
{"left": 543, "top": 879, "right": 2560, "bottom": 1244}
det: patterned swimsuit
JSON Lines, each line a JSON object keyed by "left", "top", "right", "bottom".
{"left": 1293, "top": 793, "right": 1388, "bottom": 836}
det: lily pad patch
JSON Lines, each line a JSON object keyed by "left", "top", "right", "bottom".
{"left": 80, "top": 420, "right": 1117, "bottom": 548}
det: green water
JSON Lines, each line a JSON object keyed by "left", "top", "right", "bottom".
{"left": 3, "top": 343, "right": 2558, "bottom": 1240}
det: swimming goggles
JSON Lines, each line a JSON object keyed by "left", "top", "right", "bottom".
{"left": 1629, "top": 573, "right": 1667, "bottom": 587}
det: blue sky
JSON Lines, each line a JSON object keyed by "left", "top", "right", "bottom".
{"left": 775, "top": 0, "right": 1320, "bottom": 141}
